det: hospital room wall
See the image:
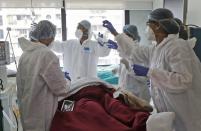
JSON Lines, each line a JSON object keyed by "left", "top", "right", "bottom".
{"left": 129, "top": 10, "right": 151, "bottom": 46}
{"left": 163, "top": 0, "right": 184, "bottom": 21}
{"left": 187, "top": 0, "right": 201, "bottom": 26}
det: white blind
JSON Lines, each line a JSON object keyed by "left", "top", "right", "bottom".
{"left": 65, "top": 0, "right": 153, "bottom": 10}
{"left": 0, "top": 0, "right": 62, "bottom": 8}
{"left": 0, "top": 0, "right": 31, "bottom": 8}
{"left": 0, "top": 0, "right": 153, "bottom": 10}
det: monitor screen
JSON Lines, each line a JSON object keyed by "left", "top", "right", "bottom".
{"left": 0, "top": 41, "right": 10, "bottom": 65}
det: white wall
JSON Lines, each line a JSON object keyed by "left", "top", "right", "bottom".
{"left": 187, "top": 0, "right": 201, "bottom": 26}
{"left": 153, "top": 0, "right": 164, "bottom": 9}
{"left": 129, "top": 10, "right": 151, "bottom": 45}
{"left": 164, "top": 0, "right": 184, "bottom": 21}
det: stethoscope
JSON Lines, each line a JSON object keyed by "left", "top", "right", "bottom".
{"left": 0, "top": 79, "right": 3, "bottom": 90}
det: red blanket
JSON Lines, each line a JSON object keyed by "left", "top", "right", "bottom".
{"left": 50, "top": 85, "right": 149, "bottom": 131}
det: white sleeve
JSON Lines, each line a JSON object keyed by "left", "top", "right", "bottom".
{"left": 187, "top": 37, "right": 197, "bottom": 48}
{"left": 51, "top": 41, "right": 64, "bottom": 53}
{"left": 41, "top": 52, "right": 70, "bottom": 96}
{"left": 148, "top": 41, "right": 193, "bottom": 92}
{"left": 95, "top": 41, "right": 111, "bottom": 57}
{"left": 16, "top": 57, "right": 23, "bottom": 102}
{"left": 115, "top": 33, "right": 152, "bottom": 66}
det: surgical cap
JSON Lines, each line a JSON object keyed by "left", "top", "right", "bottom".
{"left": 174, "top": 18, "right": 183, "bottom": 26}
{"left": 148, "top": 8, "right": 179, "bottom": 34}
{"left": 174, "top": 18, "right": 188, "bottom": 40}
{"left": 79, "top": 20, "right": 91, "bottom": 30}
{"left": 123, "top": 25, "right": 141, "bottom": 41}
{"left": 29, "top": 20, "right": 56, "bottom": 41}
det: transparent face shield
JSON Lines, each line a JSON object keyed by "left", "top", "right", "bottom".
{"left": 147, "top": 18, "right": 180, "bottom": 34}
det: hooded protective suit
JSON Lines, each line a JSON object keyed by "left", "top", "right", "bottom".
{"left": 118, "top": 61, "right": 150, "bottom": 102}
{"left": 117, "top": 36, "right": 150, "bottom": 102}
{"left": 17, "top": 37, "right": 70, "bottom": 131}
{"left": 115, "top": 33, "right": 201, "bottom": 131}
{"left": 52, "top": 39, "right": 110, "bottom": 82}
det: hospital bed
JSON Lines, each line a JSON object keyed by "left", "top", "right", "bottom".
{"left": 1, "top": 76, "right": 176, "bottom": 131}
{"left": 50, "top": 78, "right": 175, "bottom": 131}
{"left": 97, "top": 65, "right": 119, "bottom": 85}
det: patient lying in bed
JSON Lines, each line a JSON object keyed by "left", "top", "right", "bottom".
{"left": 50, "top": 78, "right": 153, "bottom": 131}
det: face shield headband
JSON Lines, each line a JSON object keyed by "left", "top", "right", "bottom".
{"left": 147, "top": 18, "right": 180, "bottom": 34}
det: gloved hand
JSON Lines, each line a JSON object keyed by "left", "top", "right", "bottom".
{"left": 107, "top": 39, "right": 118, "bottom": 49}
{"left": 132, "top": 64, "right": 149, "bottom": 76}
{"left": 103, "top": 20, "right": 117, "bottom": 34}
{"left": 98, "top": 32, "right": 104, "bottom": 38}
{"left": 64, "top": 72, "right": 71, "bottom": 81}
{"left": 97, "top": 32, "right": 105, "bottom": 46}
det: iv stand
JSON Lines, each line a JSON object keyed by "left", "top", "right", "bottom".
{"left": 4, "top": 27, "right": 17, "bottom": 70}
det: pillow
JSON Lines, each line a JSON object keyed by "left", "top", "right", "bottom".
{"left": 146, "top": 112, "right": 175, "bottom": 131}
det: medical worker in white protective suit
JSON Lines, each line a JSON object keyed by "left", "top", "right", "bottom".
{"left": 17, "top": 20, "right": 71, "bottom": 131}
{"left": 107, "top": 24, "right": 151, "bottom": 102}
{"left": 52, "top": 20, "right": 110, "bottom": 82}
{"left": 103, "top": 8, "right": 201, "bottom": 131}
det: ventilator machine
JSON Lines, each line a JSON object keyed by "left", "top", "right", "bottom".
{"left": 0, "top": 29, "right": 18, "bottom": 131}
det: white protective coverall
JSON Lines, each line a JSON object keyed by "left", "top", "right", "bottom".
{"left": 17, "top": 37, "right": 70, "bottom": 131}
{"left": 115, "top": 33, "right": 201, "bottom": 131}
{"left": 118, "top": 40, "right": 151, "bottom": 102}
{"left": 118, "top": 61, "right": 151, "bottom": 102}
{"left": 52, "top": 39, "right": 110, "bottom": 82}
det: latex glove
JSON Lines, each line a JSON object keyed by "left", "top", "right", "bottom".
{"left": 97, "top": 32, "right": 107, "bottom": 46}
{"left": 102, "top": 20, "right": 117, "bottom": 34}
{"left": 132, "top": 64, "right": 149, "bottom": 76}
{"left": 64, "top": 72, "right": 71, "bottom": 81}
{"left": 107, "top": 39, "right": 118, "bottom": 49}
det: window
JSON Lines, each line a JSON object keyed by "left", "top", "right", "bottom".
{"left": 46, "top": 15, "right": 51, "bottom": 20}
{"left": 16, "top": 15, "right": 31, "bottom": 20}
{"left": 66, "top": 10, "right": 124, "bottom": 41}
{"left": 0, "top": 29, "right": 3, "bottom": 39}
{"left": 66, "top": 10, "right": 124, "bottom": 65}
{"left": 7, "top": 15, "right": 17, "bottom": 25}
{"left": 57, "top": 28, "right": 62, "bottom": 34}
{"left": 56, "top": 14, "right": 61, "bottom": 20}
{"left": 0, "top": 16, "right": 3, "bottom": 25}
{"left": 15, "top": 29, "right": 27, "bottom": 35}
{"left": 0, "top": 8, "right": 61, "bottom": 69}
{"left": 0, "top": 8, "right": 123, "bottom": 69}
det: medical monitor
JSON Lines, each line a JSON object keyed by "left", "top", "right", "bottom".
{"left": 0, "top": 41, "right": 10, "bottom": 65}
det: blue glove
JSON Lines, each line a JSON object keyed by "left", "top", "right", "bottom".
{"left": 64, "top": 72, "right": 71, "bottom": 81}
{"left": 132, "top": 64, "right": 149, "bottom": 76}
{"left": 107, "top": 39, "right": 118, "bottom": 49}
{"left": 102, "top": 20, "right": 117, "bottom": 34}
